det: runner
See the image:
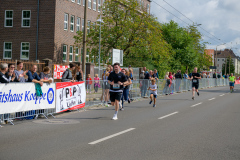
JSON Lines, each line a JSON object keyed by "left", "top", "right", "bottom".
{"left": 120, "top": 68, "right": 132, "bottom": 111}
{"left": 148, "top": 79, "right": 157, "bottom": 107}
{"left": 228, "top": 73, "right": 236, "bottom": 93}
{"left": 189, "top": 67, "right": 201, "bottom": 100}
{"left": 108, "top": 63, "right": 127, "bottom": 120}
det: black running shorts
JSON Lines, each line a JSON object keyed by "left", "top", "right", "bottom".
{"left": 192, "top": 83, "right": 199, "bottom": 89}
{"left": 110, "top": 92, "right": 122, "bottom": 102}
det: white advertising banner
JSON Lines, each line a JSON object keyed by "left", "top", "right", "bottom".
{"left": 112, "top": 49, "right": 123, "bottom": 66}
{"left": 56, "top": 81, "right": 86, "bottom": 113}
{"left": 0, "top": 83, "right": 55, "bottom": 114}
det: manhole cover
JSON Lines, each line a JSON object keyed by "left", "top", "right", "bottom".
{"left": 33, "top": 119, "right": 80, "bottom": 124}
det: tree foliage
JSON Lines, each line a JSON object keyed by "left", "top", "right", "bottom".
{"left": 222, "top": 57, "right": 235, "bottom": 75}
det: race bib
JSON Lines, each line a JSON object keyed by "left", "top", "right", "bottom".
{"left": 193, "top": 79, "right": 197, "bottom": 83}
{"left": 113, "top": 83, "right": 120, "bottom": 89}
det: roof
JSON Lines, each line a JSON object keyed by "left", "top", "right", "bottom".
{"left": 214, "top": 49, "right": 237, "bottom": 58}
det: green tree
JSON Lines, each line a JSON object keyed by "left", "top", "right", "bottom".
{"left": 222, "top": 57, "right": 235, "bottom": 75}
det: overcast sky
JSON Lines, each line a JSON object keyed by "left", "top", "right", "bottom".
{"left": 151, "top": 0, "right": 240, "bottom": 56}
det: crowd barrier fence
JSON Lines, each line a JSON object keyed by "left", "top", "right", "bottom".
{"left": 0, "top": 78, "right": 230, "bottom": 127}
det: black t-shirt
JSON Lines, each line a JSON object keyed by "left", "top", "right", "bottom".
{"left": 108, "top": 72, "right": 127, "bottom": 92}
{"left": 144, "top": 72, "right": 150, "bottom": 79}
{"left": 191, "top": 73, "right": 200, "bottom": 84}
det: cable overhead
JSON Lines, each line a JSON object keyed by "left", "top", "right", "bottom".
{"left": 156, "top": 0, "right": 226, "bottom": 44}
{"left": 152, "top": 1, "right": 221, "bottom": 44}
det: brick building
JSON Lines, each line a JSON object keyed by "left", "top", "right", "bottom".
{"left": 0, "top": 0, "right": 151, "bottom": 64}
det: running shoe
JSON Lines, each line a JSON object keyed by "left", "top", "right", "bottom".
{"left": 119, "top": 102, "right": 122, "bottom": 109}
{"left": 197, "top": 92, "right": 199, "bottom": 96}
{"left": 121, "top": 107, "right": 124, "bottom": 111}
{"left": 153, "top": 104, "right": 156, "bottom": 108}
{"left": 112, "top": 114, "right": 118, "bottom": 120}
{"left": 128, "top": 99, "right": 131, "bottom": 103}
{"left": 192, "top": 96, "right": 194, "bottom": 100}
{"left": 149, "top": 101, "right": 152, "bottom": 104}
{"left": 231, "top": 89, "right": 233, "bottom": 93}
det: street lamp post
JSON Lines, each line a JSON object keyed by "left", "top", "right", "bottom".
{"left": 97, "top": 15, "right": 104, "bottom": 77}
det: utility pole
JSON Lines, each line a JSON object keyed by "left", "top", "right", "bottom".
{"left": 82, "top": 0, "right": 88, "bottom": 81}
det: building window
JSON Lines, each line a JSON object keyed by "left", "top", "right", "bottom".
{"left": 3, "top": 42, "right": 12, "bottom": 59}
{"left": 77, "top": 0, "right": 81, "bottom": 5}
{"left": 82, "top": 18, "right": 84, "bottom": 32}
{"left": 75, "top": 47, "right": 79, "bottom": 62}
{"left": 88, "top": 0, "right": 92, "bottom": 9}
{"left": 69, "top": 46, "right": 73, "bottom": 62}
{"left": 5, "top": 10, "right": 13, "bottom": 27}
{"left": 64, "top": 13, "right": 68, "bottom": 30}
{"left": 22, "top": 10, "right": 31, "bottom": 27}
{"left": 87, "top": 21, "right": 91, "bottom": 34}
{"left": 63, "top": 45, "right": 67, "bottom": 62}
{"left": 86, "top": 49, "right": 89, "bottom": 62}
{"left": 76, "top": 17, "right": 80, "bottom": 32}
{"left": 21, "top": 42, "right": 30, "bottom": 60}
{"left": 72, "top": 0, "right": 75, "bottom": 2}
{"left": 93, "top": 0, "right": 96, "bottom": 11}
{"left": 83, "top": 0, "right": 85, "bottom": 6}
{"left": 222, "top": 59, "right": 224, "bottom": 61}
{"left": 70, "top": 15, "right": 74, "bottom": 32}
{"left": 98, "top": 0, "right": 101, "bottom": 12}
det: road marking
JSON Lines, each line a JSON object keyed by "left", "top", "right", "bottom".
{"left": 209, "top": 98, "right": 215, "bottom": 101}
{"left": 158, "top": 112, "right": 178, "bottom": 120}
{"left": 191, "top": 102, "right": 202, "bottom": 107}
{"left": 219, "top": 94, "right": 225, "bottom": 96}
{"left": 89, "top": 128, "right": 135, "bottom": 145}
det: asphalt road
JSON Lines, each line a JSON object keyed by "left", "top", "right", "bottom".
{"left": 1, "top": 86, "right": 240, "bottom": 160}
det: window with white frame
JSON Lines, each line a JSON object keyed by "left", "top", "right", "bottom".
{"left": 5, "top": 10, "right": 13, "bottom": 27}
{"left": 69, "top": 46, "right": 73, "bottom": 62}
{"left": 75, "top": 47, "right": 79, "bottom": 62}
{"left": 88, "top": 0, "right": 92, "bottom": 9}
{"left": 64, "top": 13, "right": 68, "bottom": 30}
{"left": 87, "top": 20, "right": 91, "bottom": 34}
{"left": 22, "top": 10, "right": 31, "bottom": 27}
{"left": 82, "top": 18, "right": 84, "bottom": 32}
{"left": 63, "top": 45, "right": 67, "bottom": 62}
{"left": 72, "top": 0, "right": 75, "bottom": 2}
{"left": 21, "top": 42, "right": 30, "bottom": 60}
{"left": 3, "top": 42, "right": 12, "bottom": 59}
{"left": 98, "top": 0, "right": 101, "bottom": 12}
{"left": 93, "top": 0, "right": 96, "bottom": 10}
{"left": 70, "top": 15, "right": 74, "bottom": 32}
{"left": 77, "top": 0, "right": 81, "bottom": 5}
{"left": 76, "top": 17, "right": 80, "bottom": 32}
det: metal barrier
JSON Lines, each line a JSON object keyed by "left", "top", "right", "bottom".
{"left": 0, "top": 78, "right": 229, "bottom": 127}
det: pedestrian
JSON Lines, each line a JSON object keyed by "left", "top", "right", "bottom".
{"left": 14, "top": 61, "right": 28, "bottom": 83}
{"left": 228, "top": 73, "right": 236, "bottom": 93}
{"left": 75, "top": 66, "right": 83, "bottom": 81}
{"left": 39, "top": 66, "right": 53, "bottom": 83}
{"left": 189, "top": 67, "right": 201, "bottom": 100}
{"left": 94, "top": 74, "right": 100, "bottom": 93}
{"left": 108, "top": 63, "right": 127, "bottom": 120}
{"left": 148, "top": 79, "right": 157, "bottom": 107}
{"left": 86, "top": 74, "right": 92, "bottom": 93}
{"left": 62, "top": 63, "right": 76, "bottom": 82}
{"left": 120, "top": 68, "right": 132, "bottom": 111}
{"left": 101, "top": 67, "right": 110, "bottom": 104}
{"left": 175, "top": 70, "right": 182, "bottom": 92}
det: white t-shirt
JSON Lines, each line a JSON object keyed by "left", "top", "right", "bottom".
{"left": 150, "top": 84, "right": 157, "bottom": 95}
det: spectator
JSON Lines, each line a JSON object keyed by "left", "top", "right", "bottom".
{"left": 175, "top": 70, "right": 182, "bottom": 92}
{"left": 101, "top": 67, "right": 110, "bottom": 103}
{"left": 128, "top": 68, "right": 133, "bottom": 80}
{"left": 213, "top": 72, "right": 217, "bottom": 78}
{"left": 26, "top": 65, "right": 43, "bottom": 86}
{"left": 62, "top": 63, "right": 76, "bottom": 82}
{"left": 5, "top": 64, "right": 20, "bottom": 82}
{"left": 183, "top": 71, "right": 188, "bottom": 91}
{"left": 163, "top": 72, "right": 170, "bottom": 95}
{"left": 14, "top": 61, "right": 28, "bottom": 83}
{"left": 94, "top": 74, "right": 100, "bottom": 93}
{"left": 0, "top": 63, "right": 11, "bottom": 124}
{"left": 75, "top": 66, "right": 83, "bottom": 81}
{"left": 86, "top": 74, "right": 92, "bottom": 93}
{"left": 142, "top": 67, "right": 150, "bottom": 97}
{"left": 39, "top": 66, "right": 53, "bottom": 83}
{"left": 217, "top": 74, "right": 221, "bottom": 79}
{"left": 153, "top": 69, "right": 159, "bottom": 79}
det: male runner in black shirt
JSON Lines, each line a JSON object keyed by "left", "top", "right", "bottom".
{"left": 108, "top": 63, "right": 127, "bottom": 120}
{"left": 189, "top": 67, "right": 201, "bottom": 100}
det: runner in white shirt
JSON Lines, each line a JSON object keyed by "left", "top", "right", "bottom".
{"left": 148, "top": 79, "right": 158, "bottom": 107}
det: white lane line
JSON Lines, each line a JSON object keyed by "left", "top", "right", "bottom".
{"left": 191, "top": 102, "right": 202, "bottom": 107}
{"left": 219, "top": 94, "right": 225, "bottom": 96}
{"left": 209, "top": 98, "right": 215, "bottom": 101}
{"left": 89, "top": 128, "right": 135, "bottom": 145}
{"left": 158, "top": 112, "right": 178, "bottom": 120}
